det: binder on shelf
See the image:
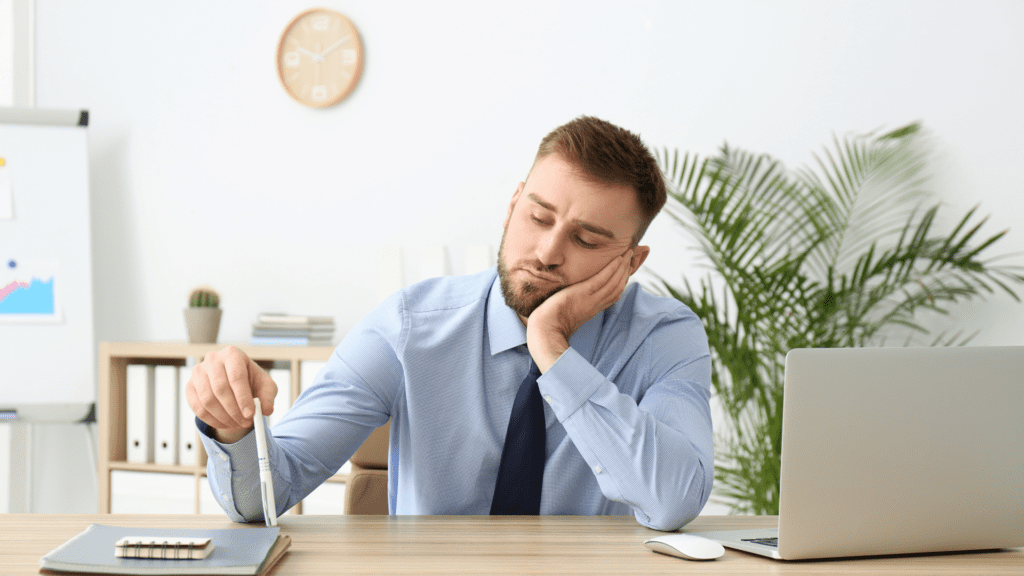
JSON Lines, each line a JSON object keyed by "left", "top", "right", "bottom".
{"left": 153, "top": 365, "right": 180, "bottom": 465}
{"left": 126, "top": 364, "right": 155, "bottom": 464}
{"left": 178, "top": 359, "right": 198, "bottom": 466}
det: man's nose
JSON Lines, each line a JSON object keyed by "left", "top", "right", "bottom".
{"left": 535, "top": 230, "right": 566, "bottom": 268}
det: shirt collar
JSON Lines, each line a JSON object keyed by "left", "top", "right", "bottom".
{"left": 486, "top": 274, "right": 603, "bottom": 359}
{"left": 487, "top": 276, "right": 527, "bottom": 355}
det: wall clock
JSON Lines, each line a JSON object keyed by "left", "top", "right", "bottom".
{"left": 276, "top": 8, "right": 364, "bottom": 108}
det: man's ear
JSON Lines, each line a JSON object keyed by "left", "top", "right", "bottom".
{"left": 503, "top": 182, "right": 525, "bottom": 230}
{"left": 628, "top": 246, "right": 650, "bottom": 276}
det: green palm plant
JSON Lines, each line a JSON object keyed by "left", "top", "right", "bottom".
{"left": 651, "top": 123, "right": 1024, "bottom": 514}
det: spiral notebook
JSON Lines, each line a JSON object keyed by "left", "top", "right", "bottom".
{"left": 114, "top": 537, "right": 214, "bottom": 560}
{"left": 39, "top": 524, "right": 289, "bottom": 575}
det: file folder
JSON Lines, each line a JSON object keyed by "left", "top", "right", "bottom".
{"left": 153, "top": 365, "right": 179, "bottom": 465}
{"left": 179, "top": 359, "right": 198, "bottom": 466}
{"left": 126, "top": 364, "right": 155, "bottom": 464}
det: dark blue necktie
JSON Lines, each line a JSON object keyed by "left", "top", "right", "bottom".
{"left": 490, "top": 360, "right": 546, "bottom": 515}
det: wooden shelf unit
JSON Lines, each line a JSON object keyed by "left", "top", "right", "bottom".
{"left": 98, "top": 341, "right": 337, "bottom": 514}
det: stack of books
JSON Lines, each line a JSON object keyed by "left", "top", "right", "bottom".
{"left": 250, "top": 313, "right": 335, "bottom": 347}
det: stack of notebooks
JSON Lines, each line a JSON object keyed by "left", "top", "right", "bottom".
{"left": 39, "top": 524, "right": 290, "bottom": 575}
{"left": 250, "top": 313, "right": 335, "bottom": 347}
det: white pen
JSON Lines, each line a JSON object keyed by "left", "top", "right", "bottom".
{"left": 253, "top": 397, "right": 278, "bottom": 527}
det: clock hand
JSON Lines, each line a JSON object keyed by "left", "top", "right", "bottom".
{"left": 296, "top": 45, "right": 325, "bottom": 62}
{"left": 317, "top": 35, "right": 350, "bottom": 58}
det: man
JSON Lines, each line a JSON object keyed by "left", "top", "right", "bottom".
{"left": 187, "top": 116, "right": 713, "bottom": 531}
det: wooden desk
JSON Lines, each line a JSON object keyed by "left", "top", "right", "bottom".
{"left": 6, "top": 514, "right": 1022, "bottom": 575}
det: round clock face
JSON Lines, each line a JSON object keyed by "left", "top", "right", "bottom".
{"left": 276, "top": 9, "right": 364, "bottom": 108}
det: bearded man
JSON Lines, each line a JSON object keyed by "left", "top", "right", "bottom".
{"left": 187, "top": 116, "right": 713, "bottom": 531}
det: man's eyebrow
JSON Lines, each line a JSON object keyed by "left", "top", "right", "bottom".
{"left": 577, "top": 220, "right": 615, "bottom": 239}
{"left": 527, "top": 193, "right": 556, "bottom": 212}
{"left": 527, "top": 193, "right": 616, "bottom": 239}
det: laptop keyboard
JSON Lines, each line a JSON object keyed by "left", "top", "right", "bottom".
{"left": 742, "top": 537, "right": 779, "bottom": 548}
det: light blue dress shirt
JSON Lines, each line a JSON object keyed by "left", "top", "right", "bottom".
{"left": 199, "top": 268, "right": 713, "bottom": 531}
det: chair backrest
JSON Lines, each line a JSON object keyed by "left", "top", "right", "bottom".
{"left": 344, "top": 421, "right": 390, "bottom": 514}
{"left": 350, "top": 421, "right": 390, "bottom": 469}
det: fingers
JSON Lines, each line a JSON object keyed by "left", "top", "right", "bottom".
{"left": 211, "top": 351, "right": 254, "bottom": 423}
{"left": 526, "top": 249, "right": 636, "bottom": 351}
{"left": 585, "top": 249, "right": 632, "bottom": 303}
{"left": 184, "top": 346, "right": 278, "bottom": 432}
{"left": 249, "top": 357, "right": 278, "bottom": 416}
{"left": 589, "top": 250, "right": 633, "bottom": 313}
{"left": 186, "top": 367, "right": 238, "bottom": 431}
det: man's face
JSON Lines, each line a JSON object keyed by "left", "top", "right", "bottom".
{"left": 498, "top": 153, "right": 641, "bottom": 320}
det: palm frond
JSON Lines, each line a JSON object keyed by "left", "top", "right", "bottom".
{"left": 652, "top": 123, "right": 1024, "bottom": 514}
{"left": 797, "top": 123, "right": 931, "bottom": 279}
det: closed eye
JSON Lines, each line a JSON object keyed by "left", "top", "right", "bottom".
{"left": 575, "top": 235, "right": 598, "bottom": 249}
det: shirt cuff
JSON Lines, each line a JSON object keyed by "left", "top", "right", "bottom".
{"left": 196, "top": 415, "right": 257, "bottom": 453}
{"left": 536, "top": 347, "right": 607, "bottom": 422}
{"left": 195, "top": 416, "right": 259, "bottom": 521}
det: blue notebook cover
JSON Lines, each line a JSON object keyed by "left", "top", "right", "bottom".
{"left": 40, "top": 524, "right": 283, "bottom": 575}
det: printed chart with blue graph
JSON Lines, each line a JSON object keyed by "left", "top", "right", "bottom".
{"left": 0, "top": 259, "right": 61, "bottom": 321}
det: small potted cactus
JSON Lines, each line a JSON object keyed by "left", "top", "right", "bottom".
{"left": 183, "top": 286, "right": 222, "bottom": 343}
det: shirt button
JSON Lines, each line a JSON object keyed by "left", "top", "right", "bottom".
{"left": 218, "top": 453, "right": 228, "bottom": 461}
{"left": 543, "top": 395, "right": 553, "bottom": 404}
{"left": 220, "top": 493, "right": 229, "bottom": 501}
{"left": 594, "top": 465, "right": 603, "bottom": 474}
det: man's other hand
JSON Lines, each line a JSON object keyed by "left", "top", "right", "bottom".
{"left": 526, "top": 249, "right": 635, "bottom": 372}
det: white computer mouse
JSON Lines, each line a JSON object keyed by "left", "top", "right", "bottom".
{"left": 644, "top": 533, "right": 725, "bottom": 561}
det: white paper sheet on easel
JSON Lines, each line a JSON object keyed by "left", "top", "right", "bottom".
{"left": 0, "top": 158, "right": 12, "bottom": 219}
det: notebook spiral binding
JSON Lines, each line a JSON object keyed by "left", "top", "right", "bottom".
{"left": 114, "top": 536, "right": 213, "bottom": 560}
{"left": 136, "top": 540, "right": 191, "bottom": 560}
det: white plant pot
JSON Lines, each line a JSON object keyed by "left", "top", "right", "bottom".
{"left": 183, "top": 308, "right": 222, "bottom": 343}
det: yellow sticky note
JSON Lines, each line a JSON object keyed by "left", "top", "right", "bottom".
{"left": 1, "top": 158, "right": 11, "bottom": 220}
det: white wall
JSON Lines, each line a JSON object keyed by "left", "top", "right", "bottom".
{"left": 31, "top": 0, "right": 1024, "bottom": 348}
{"left": 0, "top": 0, "right": 12, "bottom": 105}
{"left": 0, "top": 0, "right": 12, "bottom": 513}
{"left": 8, "top": 0, "right": 1024, "bottom": 513}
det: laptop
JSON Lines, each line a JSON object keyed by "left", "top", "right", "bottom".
{"left": 693, "top": 346, "right": 1024, "bottom": 560}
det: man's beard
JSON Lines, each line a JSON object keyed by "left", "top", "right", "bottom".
{"left": 497, "top": 229, "right": 565, "bottom": 319}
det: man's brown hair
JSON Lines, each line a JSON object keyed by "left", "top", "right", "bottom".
{"left": 532, "top": 116, "right": 667, "bottom": 244}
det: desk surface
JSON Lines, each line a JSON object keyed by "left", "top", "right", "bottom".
{"left": 6, "top": 514, "right": 1022, "bottom": 575}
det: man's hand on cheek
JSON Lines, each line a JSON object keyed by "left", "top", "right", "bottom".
{"left": 526, "top": 249, "right": 633, "bottom": 372}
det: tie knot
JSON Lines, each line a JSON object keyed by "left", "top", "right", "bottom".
{"left": 522, "top": 346, "right": 540, "bottom": 375}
